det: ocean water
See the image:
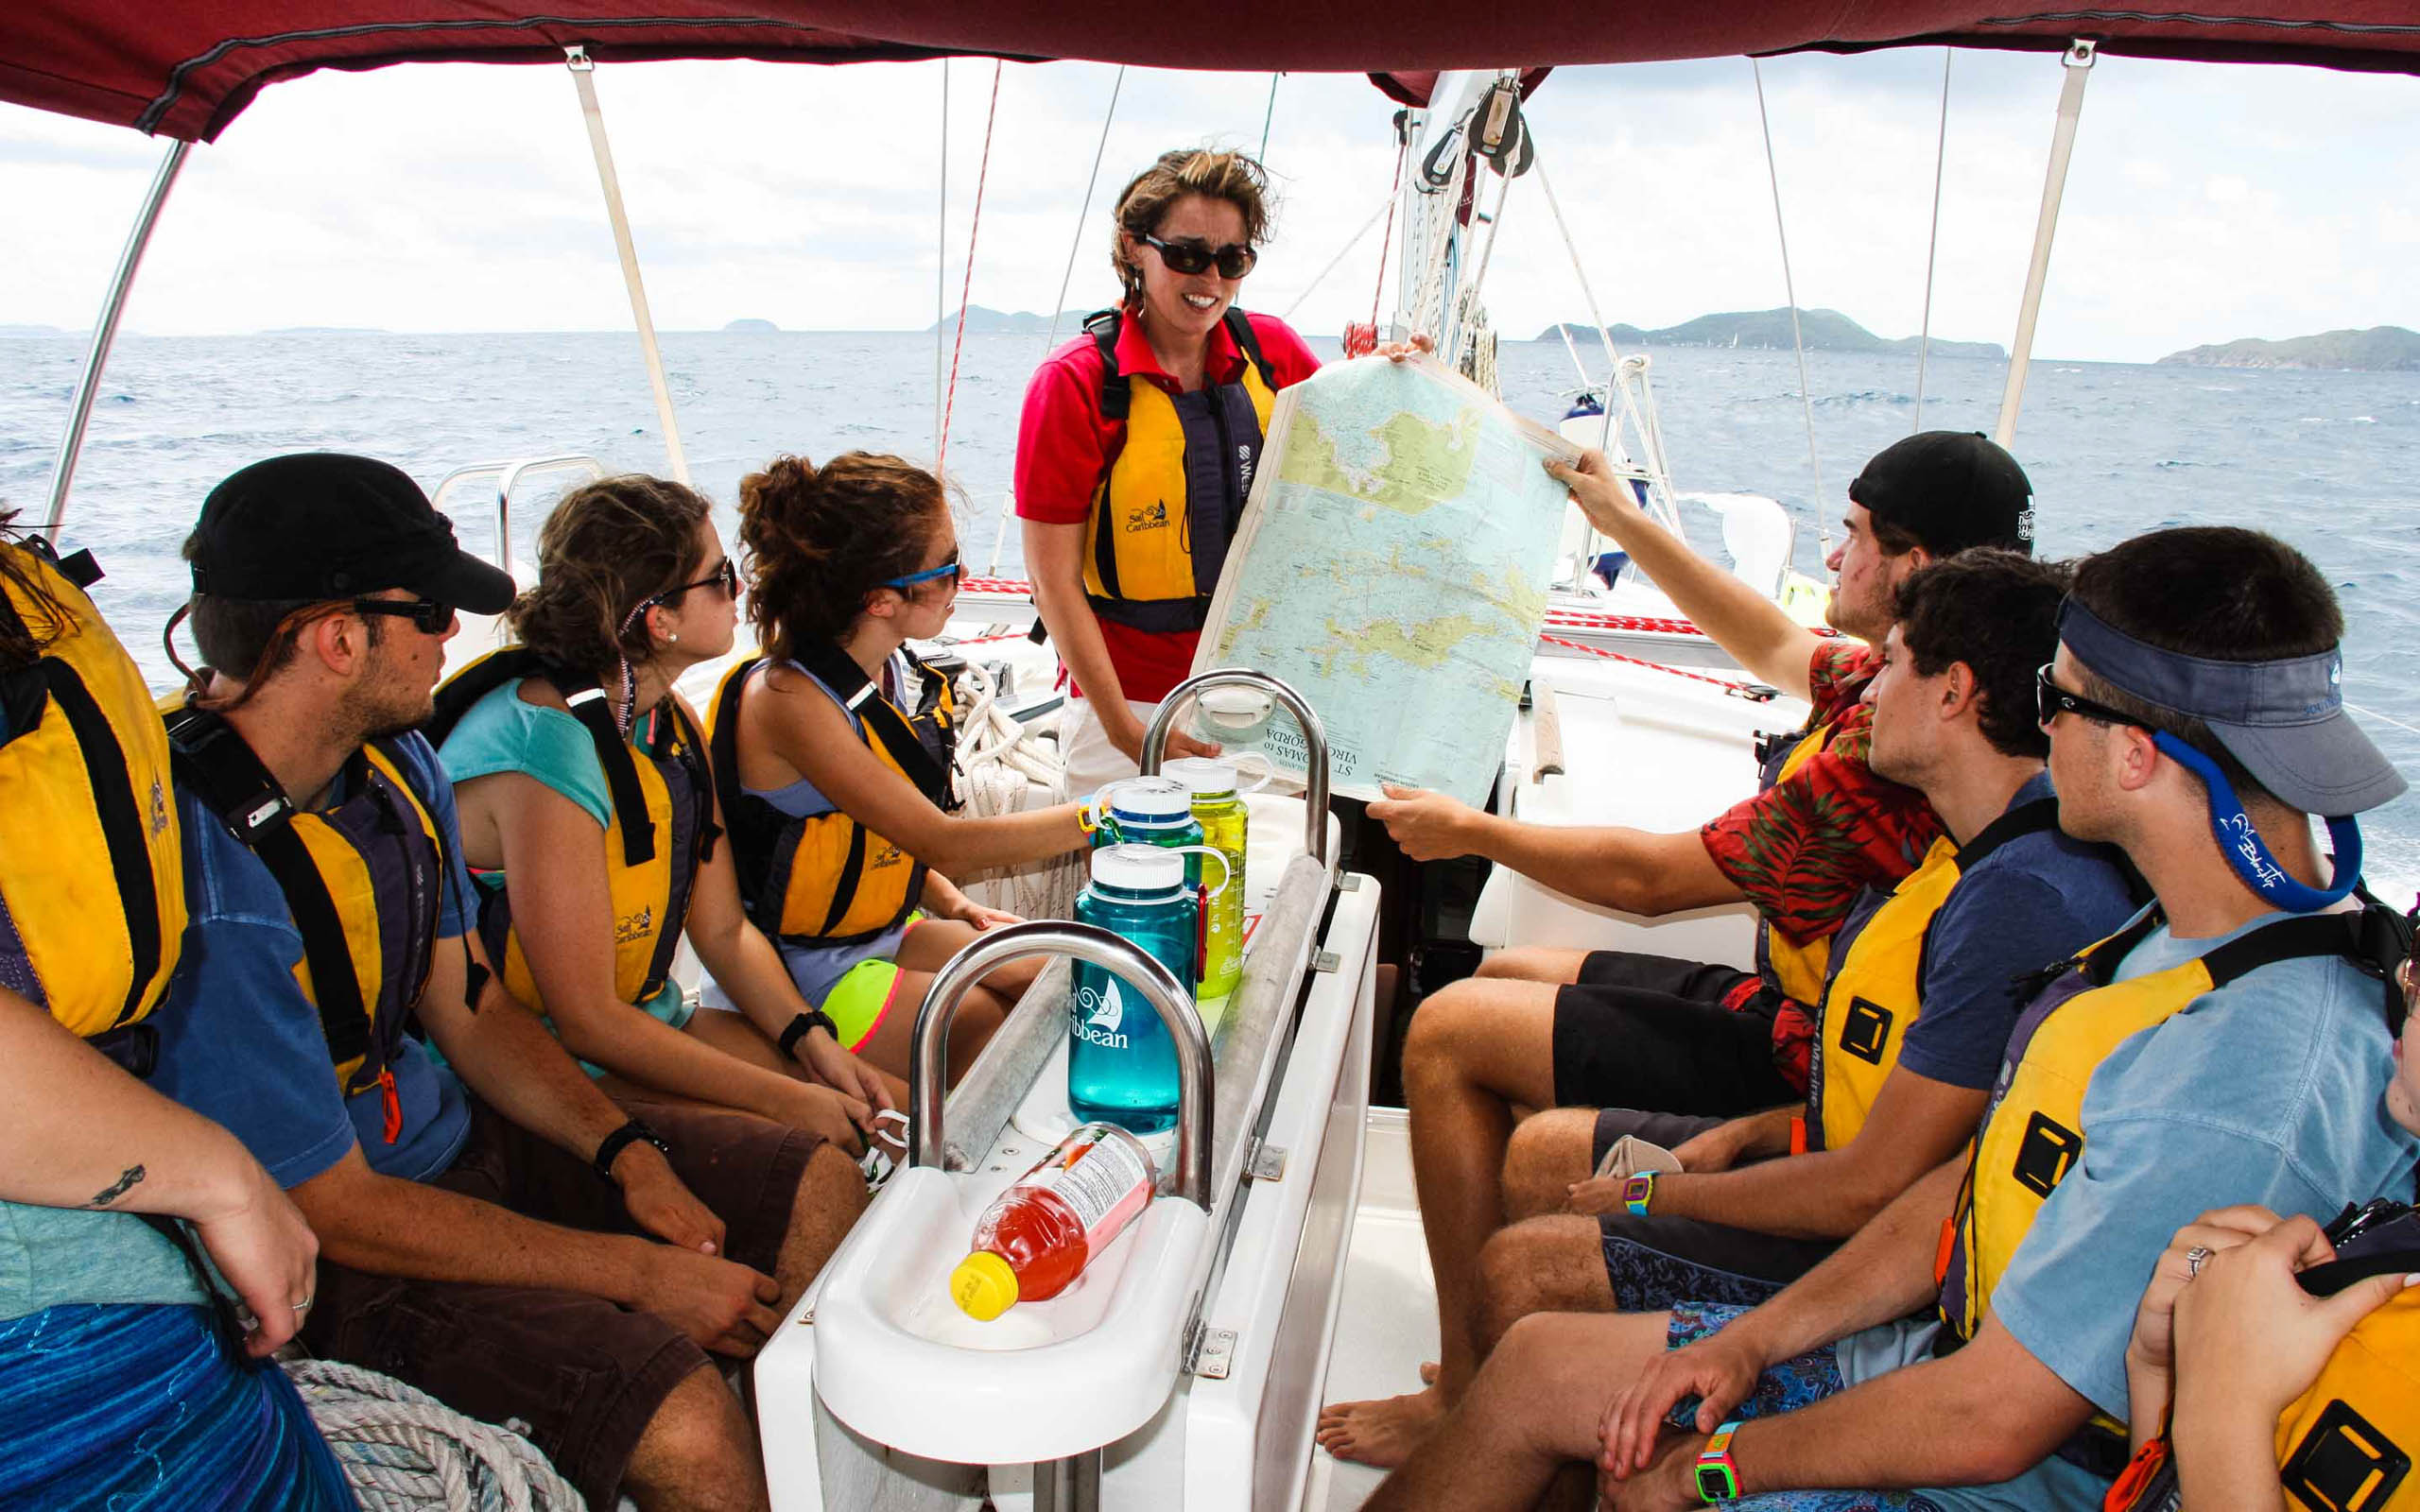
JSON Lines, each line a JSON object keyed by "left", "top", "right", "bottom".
{"left": 6, "top": 328, "right": 2417, "bottom": 882}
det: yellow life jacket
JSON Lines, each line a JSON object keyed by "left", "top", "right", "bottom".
{"left": 1936, "top": 904, "right": 2411, "bottom": 1444}
{"left": 709, "top": 644, "right": 959, "bottom": 947}
{"left": 1080, "top": 307, "right": 1280, "bottom": 634}
{"left": 1751, "top": 719, "right": 1844, "bottom": 1007}
{"left": 1799, "top": 797, "right": 2062, "bottom": 1153}
{"left": 0, "top": 537, "right": 183, "bottom": 1049}
{"left": 164, "top": 706, "right": 447, "bottom": 1139}
{"left": 426, "top": 649, "right": 718, "bottom": 1013}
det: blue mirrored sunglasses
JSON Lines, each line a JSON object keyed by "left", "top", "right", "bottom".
{"left": 884, "top": 556, "right": 963, "bottom": 591}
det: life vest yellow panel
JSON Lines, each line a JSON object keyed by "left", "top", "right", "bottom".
{"left": 2271, "top": 1290, "right": 2420, "bottom": 1512}
{"left": 0, "top": 538, "right": 184, "bottom": 1039}
{"left": 1080, "top": 307, "right": 1279, "bottom": 635}
{"left": 709, "top": 646, "right": 959, "bottom": 948}
{"left": 1753, "top": 720, "right": 1841, "bottom": 1008}
{"left": 1802, "top": 798, "right": 2061, "bottom": 1152}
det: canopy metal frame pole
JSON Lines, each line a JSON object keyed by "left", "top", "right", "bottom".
{"left": 1996, "top": 39, "right": 2097, "bottom": 448}
{"left": 565, "top": 47, "right": 691, "bottom": 486}
{"left": 42, "top": 138, "right": 192, "bottom": 540}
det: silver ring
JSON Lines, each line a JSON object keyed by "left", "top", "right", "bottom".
{"left": 2185, "top": 1245, "right": 2212, "bottom": 1278}
{"left": 292, "top": 1297, "right": 314, "bottom": 1313}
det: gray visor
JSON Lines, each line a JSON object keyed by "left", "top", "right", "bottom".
{"left": 2057, "top": 598, "right": 2406, "bottom": 816}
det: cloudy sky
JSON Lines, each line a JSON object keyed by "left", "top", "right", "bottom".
{"left": 6, "top": 47, "right": 2416, "bottom": 363}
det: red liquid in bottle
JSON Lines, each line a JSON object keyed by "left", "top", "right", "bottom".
{"left": 949, "top": 1124, "right": 1157, "bottom": 1320}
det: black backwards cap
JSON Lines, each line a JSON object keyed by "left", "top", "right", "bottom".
{"left": 2057, "top": 597, "right": 2405, "bottom": 817}
{"left": 1848, "top": 431, "right": 2034, "bottom": 558}
{"left": 187, "top": 453, "right": 514, "bottom": 615}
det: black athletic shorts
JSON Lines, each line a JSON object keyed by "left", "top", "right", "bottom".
{"left": 1551, "top": 950, "right": 1796, "bottom": 1114}
{"left": 1588, "top": 1108, "right": 1837, "bottom": 1313}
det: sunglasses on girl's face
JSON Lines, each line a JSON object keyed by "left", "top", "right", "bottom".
{"left": 884, "top": 555, "right": 963, "bottom": 592}
{"left": 650, "top": 558, "right": 740, "bottom": 608}
{"left": 351, "top": 597, "right": 457, "bottom": 635}
{"left": 2034, "top": 662, "right": 2140, "bottom": 731}
{"left": 1137, "top": 233, "right": 1257, "bottom": 280}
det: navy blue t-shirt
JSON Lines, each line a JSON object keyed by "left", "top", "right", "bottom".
{"left": 1896, "top": 771, "right": 2140, "bottom": 1090}
{"left": 150, "top": 731, "right": 478, "bottom": 1188}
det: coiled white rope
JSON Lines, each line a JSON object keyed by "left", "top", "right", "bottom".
{"left": 284, "top": 1358, "right": 585, "bottom": 1512}
{"left": 951, "top": 661, "right": 1084, "bottom": 920}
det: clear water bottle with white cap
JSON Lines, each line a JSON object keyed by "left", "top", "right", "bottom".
{"left": 1067, "top": 842, "right": 1227, "bottom": 1134}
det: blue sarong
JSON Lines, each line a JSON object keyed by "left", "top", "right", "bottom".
{"left": 0, "top": 1301, "right": 354, "bottom": 1509}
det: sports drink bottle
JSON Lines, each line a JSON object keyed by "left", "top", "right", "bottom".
{"left": 947, "top": 1123, "right": 1158, "bottom": 1320}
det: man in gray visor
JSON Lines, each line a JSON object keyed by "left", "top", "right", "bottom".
{"left": 1369, "top": 526, "right": 2418, "bottom": 1512}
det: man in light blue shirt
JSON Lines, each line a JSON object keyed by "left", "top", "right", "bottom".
{"left": 1367, "top": 525, "right": 2417, "bottom": 1512}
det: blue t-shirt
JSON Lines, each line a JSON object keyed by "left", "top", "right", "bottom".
{"left": 149, "top": 731, "right": 479, "bottom": 1189}
{"left": 1895, "top": 772, "right": 2140, "bottom": 1090}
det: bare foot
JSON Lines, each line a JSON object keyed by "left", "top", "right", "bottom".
{"left": 1315, "top": 1382, "right": 1447, "bottom": 1469}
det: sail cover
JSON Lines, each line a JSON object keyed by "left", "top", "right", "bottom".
{"left": 9, "top": 1, "right": 2419, "bottom": 142}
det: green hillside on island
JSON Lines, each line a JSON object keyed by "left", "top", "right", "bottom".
{"left": 925, "top": 305, "right": 1096, "bottom": 335}
{"left": 2157, "top": 326, "right": 2420, "bottom": 371}
{"left": 1534, "top": 307, "right": 2004, "bottom": 361}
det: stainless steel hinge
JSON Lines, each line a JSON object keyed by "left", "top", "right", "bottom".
{"left": 1245, "top": 1139, "right": 1288, "bottom": 1183}
{"left": 1184, "top": 1321, "right": 1238, "bottom": 1380}
{"left": 1335, "top": 873, "right": 1363, "bottom": 892}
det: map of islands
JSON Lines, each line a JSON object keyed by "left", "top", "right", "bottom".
{"left": 1195, "top": 356, "right": 1578, "bottom": 807}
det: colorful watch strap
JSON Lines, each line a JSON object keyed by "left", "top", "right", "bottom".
{"left": 1622, "top": 1171, "right": 1656, "bottom": 1217}
{"left": 1694, "top": 1420, "right": 1743, "bottom": 1503}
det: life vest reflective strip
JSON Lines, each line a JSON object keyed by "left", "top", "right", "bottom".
{"left": 1936, "top": 905, "right": 2410, "bottom": 1438}
{"left": 426, "top": 648, "right": 718, "bottom": 1011}
{"left": 0, "top": 538, "right": 182, "bottom": 1040}
{"left": 1080, "top": 306, "right": 1279, "bottom": 635}
{"left": 1800, "top": 797, "right": 2062, "bottom": 1153}
{"left": 165, "top": 708, "right": 445, "bottom": 1135}
{"left": 709, "top": 645, "right": 959, "bottom": 948}
{"left": 1752, "top": 719, "right": 1843, "bottom": 1008}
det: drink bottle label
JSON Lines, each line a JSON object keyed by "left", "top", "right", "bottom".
{"left": 1032, "top": 1127, "right": 1155, "bottom": 1245}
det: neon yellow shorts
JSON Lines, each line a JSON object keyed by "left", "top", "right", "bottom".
{"left": 823, "top": 956, "right": 907, "bottom": 1054}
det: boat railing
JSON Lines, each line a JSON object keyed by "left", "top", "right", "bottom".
{"left": 1141, "top": 667, "right": 1332, "bottom": 868}
{"left": 428, "top": 454, "right": 609, "bottom": 580}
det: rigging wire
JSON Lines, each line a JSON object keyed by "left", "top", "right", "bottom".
{"left": 934, "top": 58, "right": 949, "bottom": 459}
{"left": 1531, "top": 153, "right": 1673, "bottom": 528}
{"left": 1751, "top": 58, "right": 1830, "bottom": 558}
{"left": 1366, "top": 128, "right": 1410, "bottom": 338}
{"left": 1039, "top": 66, "right": 1127, "bottom": 362}
{"left": 1914, "top": 49, "right": 1952, "bottom": 431}
{"left": 1258, "top": 72, "right": 1282, "bottom": 163}
{"left": 937, "top": 60, "right": 1003, "bottom": 476}
{"left": 1280, "top": 191, "right": 1395, "bottom": 324}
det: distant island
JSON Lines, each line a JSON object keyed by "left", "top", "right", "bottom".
{"left": 0, "top": 324, "right": 78, "bottom": 338}
{"left": 265, "top": 325, "right": 388, "bottom": 335}
{"left": 924, "top": 305, "right": 1098, "bottom": 336}
{"left": 723, "top": 318, "right": 779, "bottom": 334}
{"left": 2157, "top": 325, "right": 2420, "bottom": 371}
{"left": 1534, "top": 307, "right": 2004, "bottom": 362}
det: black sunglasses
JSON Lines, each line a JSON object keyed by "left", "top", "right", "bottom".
{"left": 351, "top": 597, "right": 456, "bottom": 634}
{"left": 2034, "top": 663, "right": 2139, "bottom": 731}
{"left": 649, "top": 558, "right": 740, "bottom": 607}
{"left": 1137, "top": 233, "right": 1257, "bottom": 280}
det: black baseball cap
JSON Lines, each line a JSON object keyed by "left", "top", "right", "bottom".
{"left": 188, "top": 454, "right": 514, "bottom": 614}
{"left": 1847, "top": 431, "right": 2034, "bottom": 558}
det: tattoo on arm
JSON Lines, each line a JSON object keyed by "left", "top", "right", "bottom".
{"left": 83, "top": 1165, "right": 146, "bottom": 1208}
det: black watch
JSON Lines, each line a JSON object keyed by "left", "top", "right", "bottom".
{"left": 779, "top": 1009, "right": 840, "bottom": 1060}
{"left": 593, "top": 1118, "right": 671, "bottom": 1183}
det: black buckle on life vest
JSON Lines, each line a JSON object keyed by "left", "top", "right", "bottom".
{"left": 2011, "top": 1110, "right": 2083, "bottom": 1199}
{"left": 1838, "top": 997, "right": 1893, "bottom": 1065}
{"left": 2284, "top": 1400, "right": 2409, "bottom": 1512}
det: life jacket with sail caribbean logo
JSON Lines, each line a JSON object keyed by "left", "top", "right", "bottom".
{"left": 164, "top": 704, "right": 447, "bottom": 1142}
{"left": 1936, "top": 902, "right": 2411, "bottom": 1452}
{"left": 427, "top": 648, "right": 717, "bottom": 1013}
{"left": 0, "top": 536, "right": 185, "bottom": 1058}
{"left": 709, "top": 642, "right": 959, "bottom": 948}
{"left": 1080, "top": 306, "right": 1279, "bottom": 635}
{"left": 1797, "top": 797, "right": 2064, "bottom": 1153}
{"left": 1749, "top": 716, "right": 1849, "bottom": 1009}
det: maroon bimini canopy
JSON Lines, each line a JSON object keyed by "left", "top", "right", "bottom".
{"left": 9, "top": 1, "right": 2420, "bottom": 143}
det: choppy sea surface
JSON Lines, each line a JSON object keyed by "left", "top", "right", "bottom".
{"left": 5, "top": 328, "right": 2416, "bottom": 884}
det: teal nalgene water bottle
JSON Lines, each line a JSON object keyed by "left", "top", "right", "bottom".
{"left": 1067, "top": 843, "right": 1221, "bottom": 1135}
{"left": 1161, "top": 757, "right": 1253, "bottom": 1002}
{"left": 1083, "top": 776, "right": 1209, "bottom": 980}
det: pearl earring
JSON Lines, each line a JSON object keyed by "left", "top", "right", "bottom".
{"left": 667, "top": 632, "right": 680, "bottom": 644}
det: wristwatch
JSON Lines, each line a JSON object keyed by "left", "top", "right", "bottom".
{"left": 1694, "top": 1420, "right": 1743, "bottom": 1503}
{"left": 779, "top": 1009, "right": 841, "bottom": 1059}
{"left": 1622, "top": 1171, "right": 1656, "bottom": 1217}
{"left": 593, "top": 1117, "right": 671, "bottom": 1183}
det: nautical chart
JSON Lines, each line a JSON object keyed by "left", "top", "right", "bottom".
{"left": 1197, "top": 354, "right": 1579, "bottom": 806}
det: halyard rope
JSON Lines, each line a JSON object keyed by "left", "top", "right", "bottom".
{"left": 937, "top": 60, "right": 1004, "bottom": 475}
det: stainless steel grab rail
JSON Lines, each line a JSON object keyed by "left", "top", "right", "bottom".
{"left": 427, "top": 454, "right": 608, "bottom": 578}
{"left": 907, "top": 920, "right": 1215, "bottom": 1210}
{"left": 1140, "top": 667, "right": 1331, "bottom": 867}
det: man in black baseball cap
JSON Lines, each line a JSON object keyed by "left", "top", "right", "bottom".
{"left": 1848, "top": 430, "right": 2034, "bottom": 560}
{"left": 186, "top": 452, "right": 514, "bottom": 615}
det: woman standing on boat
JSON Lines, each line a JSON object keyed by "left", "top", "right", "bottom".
{"left": 1015, "top": 147, "right": 1323, "bottom": 793}
{"left": 434, "top": 475, "right": 894, "bottom": 1138}
{"left": 717, "top": 453, "right": 1090, "bottom": 1087}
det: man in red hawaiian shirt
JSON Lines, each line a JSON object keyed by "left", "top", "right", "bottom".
{"left": 1316, "top": 431, "right": 2033, "bottom": 1468}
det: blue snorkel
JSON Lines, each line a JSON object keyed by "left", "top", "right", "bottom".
{"left": 2149, "top": 731, "right": 2364, "bottom": 913}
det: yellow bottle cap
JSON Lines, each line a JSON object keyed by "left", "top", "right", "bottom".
{"left": 949, "top": 1250, "right": 1020, "bottom": 1320}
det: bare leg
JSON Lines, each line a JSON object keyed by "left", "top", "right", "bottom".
{"left": 852, "top": 968, "right": 1005, "bottom": 1091}
{"left": 1364, "top": 1309, "right": 1671, "bottom": 1512}
{"left": 1475, "top": 1215, "right": 1618, "bottom": 1358}
{"left": 771, "top": 1143, "right": 870, "bottom": 1305}
{"left": 1475, "top": 947, "right": 1593, "bottom": 986}
{"left": 623, "top": 1360, "right": 771, "bottom": 1512}
{"left": 1318, "top": 977, "right": 1560, "bottom": 1467}
{"left": 1502, "top": 1108, "right": 1603, "bottom": 1222}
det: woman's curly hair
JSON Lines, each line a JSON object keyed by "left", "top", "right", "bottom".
{"left": 509, "top": 474, "right": 711, "bottom": 673}
{"left": 737, "top": 453, "right": 948, "bottom": 657}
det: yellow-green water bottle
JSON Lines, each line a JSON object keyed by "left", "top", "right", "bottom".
{"left": 1163, "top": 756, "right": 1252, "bottom": 1002}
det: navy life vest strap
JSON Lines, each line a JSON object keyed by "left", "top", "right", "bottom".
{"left": 1084, "top": 306, "right": 1277, "bottom": 425}
{"left": 427, "top": 647, "right": 662, "bottom": 869}
{"left": 791, "top": 642, "right": 951, "bottom": 806}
